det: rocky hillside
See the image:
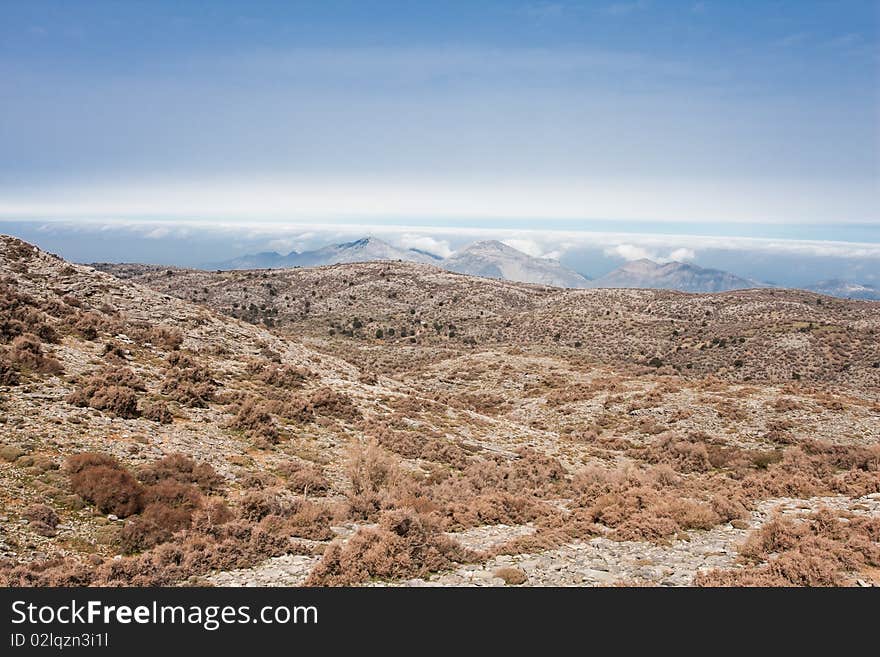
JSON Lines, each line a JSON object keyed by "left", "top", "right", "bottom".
{"left": 3, "top": 236, "right": 879, "bottom": 588}
{"left": 98, "top": 259, "right": 880, "bottom": 389}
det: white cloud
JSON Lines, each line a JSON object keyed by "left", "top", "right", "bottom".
{"left": 669, "top": 247, "right": 696, "bottom": 262}
{"left": 502, "top": 238, "right": 545, "bottom": 257}
{"left": 604, "top": 244, "right": 653, "bottom": 261}
{"left": 1, "top": 174, "right": 873, "bottom": 226}
{"left": 604, "top": 243, "right": 696, "bottom": 263}
{"left": 13, "top": 217, "right": 880, "bottom": 262}
{"left": 395, "top": 234, "right": 452, "bottom": 258}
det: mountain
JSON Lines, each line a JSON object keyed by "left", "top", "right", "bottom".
{"left": 294, "top": 237, "right": 438, "bottom": 266}
{"left": 443, "top": 240, "right": 591, "bottom": 288}
{"left": 590, "top": 259, "right": 761, "bottom": 293}
{"left": 212, "top": 237, "right": 590, "bottom": 288}
{"left": 805, "top": 279, "right": 880, "bottom": 301}
{"left": 211, "top": 250, "right": 294, "bottom": 270}
{"left": 210, "top": 237, "right": 438, "bottom": 270}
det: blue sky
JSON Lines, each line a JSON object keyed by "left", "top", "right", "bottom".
{"left": 0, "top": 1, "right": 878, "bottom": 281}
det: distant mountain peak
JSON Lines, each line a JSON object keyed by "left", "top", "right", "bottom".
{"left": 209, "top": 236, "right": 440, "bottom": 270}
{"left": 591, "top": 258, "right": 762, "bottom": 293}
{"left": 340, "top": 236, "right": 377, "bottom": 248}
{"left": 445, "top": 240, "right": 590, "bottom": 288}
{"left": 806, "top": 279, "right": 880, "bottom": 300}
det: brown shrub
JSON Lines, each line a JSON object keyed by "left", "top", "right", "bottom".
{"left": 8, "top": 333, "right": 63, "bottom": 375}
{"left": 64, "top": 452, "right": 120, "bottom": 474}
{"left": 66, "top": 367, "right": 144, "bottom": 418}
{"left": 23, "top": 503, "right": 60, "bottom": 536}
{"left": 23, "top": 504, "right": 59, "bottom": 528}
{"left": 162, "top": 381, "right": 215, "bottom": 408}
{"left": 278, "top": 461, "right": 330, "bottom": 496}
{"left": 141, "top": 400, "right": 173, "bottom": 424}
{"left": 307, "top": 387, "right": 361, "bottom": 422}
{"left": 149, "top": 326, "right": 183, "bottom": 350}
{"left": 636, "top": 433, "right": 713, "bottom": 473}
{"left": 0, "top": 354, "right": 20, "bottom": 385}
{"left": 69, "top": 464, "right": 144, "bottom": 517}
{"left": 137, "top": 453, "right": 223, "bottom": 492}
{"left": 72, "top": 312, "right": 105, "bottom": 340}
{"left": 238, "top": 488, "right": 295, "bottom": 522}
{"left": 228, "top": 397, "right": 279, "bottom": 442}
{"left": 0, "top": 281, "right": 58, "bottom": 345}
{"left": 119, "top": 503, "right": 192, "bottom": 553}
{"left": 696, "top": 509, "right": 880, "bottom": 587}
{"left": 346, "top": 440, "right": 400, "bottom": 520}
{"left": 306, "top": 509, "right": 472, "bottom": 586}
{"left": 257, "top": 363, "right": 312, "bottom": 389}
{"left": 89, "top": 385, "right": 140, "bottom": 418}
{"left": 494, "top": 567, "right": 527, "bottom": 585}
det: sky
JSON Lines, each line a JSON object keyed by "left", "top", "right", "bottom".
{"left": 0, "top": 1, "right": 878, "bottom": 283}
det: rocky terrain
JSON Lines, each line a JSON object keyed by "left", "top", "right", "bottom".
{"left": 2, "top": 235, "right": 878, "bottom": 587}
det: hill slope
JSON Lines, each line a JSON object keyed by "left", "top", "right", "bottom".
{"left": 4, "top": 236, "right": 880, "bottom": 589}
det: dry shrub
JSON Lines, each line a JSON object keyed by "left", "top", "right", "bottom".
{"left": 90, "top": 385, "right": 140, "bottom": 418}
{"left": 696, "top": 509, "right": 880, "bottom": 587}
{"left": 137, "top": 453, "right": 223, "bottom": 492}
{"left": 0, "top": 487, "right": 315, "bottom": 587}
{"left": 0, "top": 281, "right": 58, "bottom": 345}
{"left": 0, "top": 354, "right": 20, "bottom": 385}
{"left": 23, "top": 504, "right": 60, "bottom": 536}
{"left": 346, "top": 440, "right": 399, "bottom": 520}
{"left": 162, "top": 381, "right": 215, "bottom": 408}
{"left": 118, "top": 478, "right": 205, "bottom": 553}
{"left": 72, "top": 312, "right": 106, "bottom": 340}
{"left": 66, "top": 367, "right": 144, "bottom": 418}
{"left": 161, "top": 353, "right": 216, "bottom": 407}
{"left": 450, "top": 391, "right": 511, "bottom": 415}
{"left": 8, "top": 334, "right": 63, "bottom": 375}
{"left": 635, "top": 433, "right": 712, "bottom": 473}
{"left": 190, "top": 498, "right": 234, "bottom": 533}
{"left": 570, "top": 464, "right": 725, "bottom": 542}
{"left": 228, "top": 397, "right": 279, "bottom": 442}
{"left": 494, "top": 567, "right": 527, "bottom": 585}
{"left": 383, "top": 448, "right": 571, "bottom": 531}
{"left": 277, "top": 461, "right": 330, "bottom": 496}
{"left": 283, "top": 500, "right": 335, "bottom": 540}
{"left": 64, "top": 452, "right": 119, "bottom": 474}
{"left": 66, "top": 454, "right": 144, "bottom": 518}
{"left": 306, "top": 509, "right": 472, "bottom": 586}
{"left": 443, "top": 491, "right": 547, "bottom": 530}
{"left": 237, "top": 489, "right": 334, "bottom": 540}
{"left": 238, "top": 488, "right": 295, "bottom": 522}
{"left": 149, "top": 326, "right": 183, "bottom": 350}
{"left": 141, "top": 400, "right": 173, "bottom": 424}
{"left": 257, "top": 363, "right": 312, "bottom": 389}
{"left": 367, "top": 422, "right": 469, "bottom": 468}
{"left": 307, "top": 387, "right": 361, "bottom": 422}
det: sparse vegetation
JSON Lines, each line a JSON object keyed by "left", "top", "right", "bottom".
{"left": 1, "top": 237, "right": 878, "bottom": 588}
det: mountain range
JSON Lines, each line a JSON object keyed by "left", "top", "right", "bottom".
{"left": 211, "top": 237, "right": 589, "bottom": 288}
{"left": 804, "top": 279, "right": 880, "bottom": 301}
{"left": 209, "top": 236, "right": 877, "bottom": 299}
{"left": 586, "top": 259, "right": 763, "bottom": 293}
